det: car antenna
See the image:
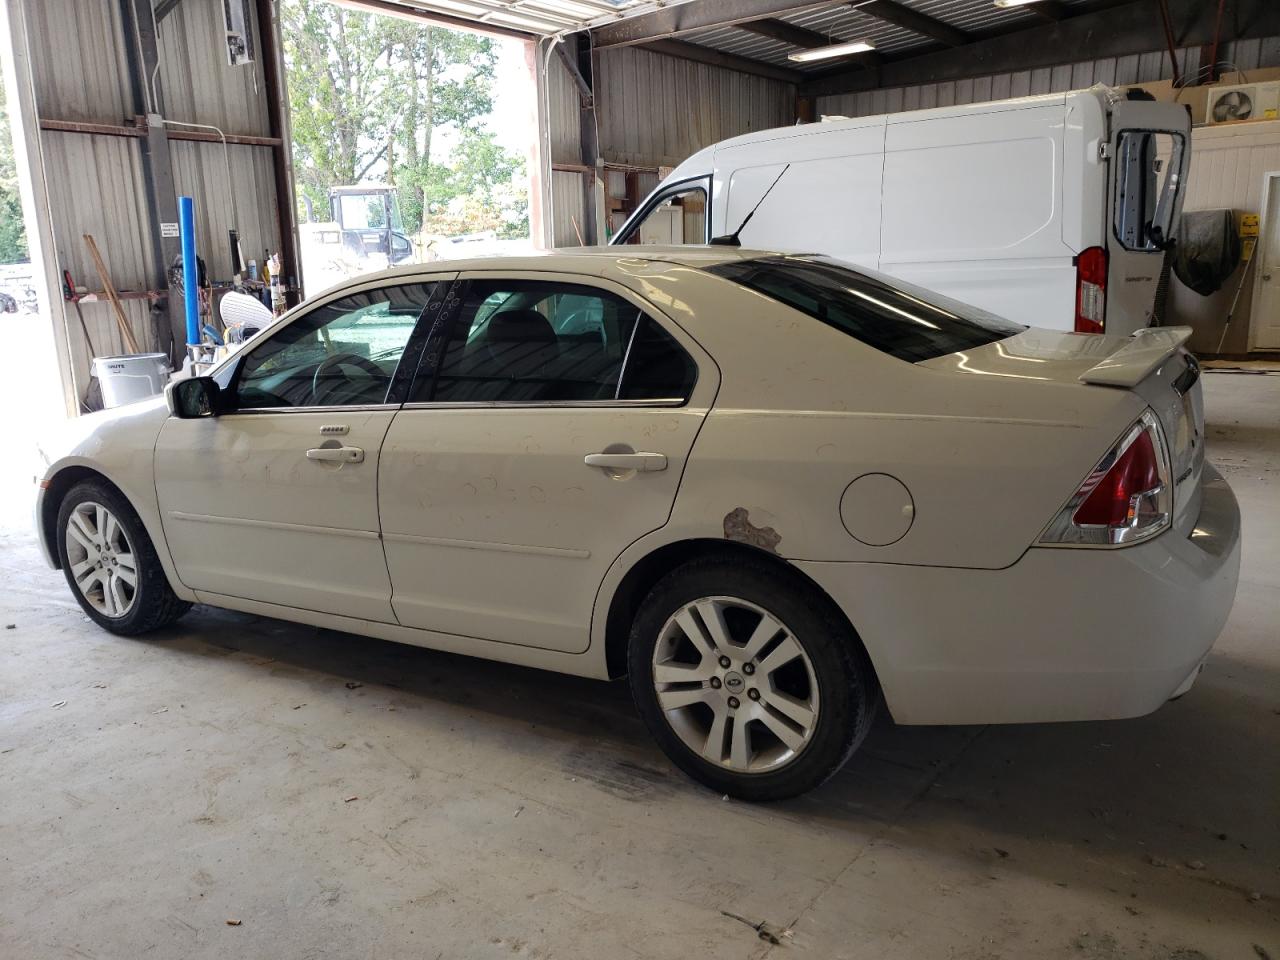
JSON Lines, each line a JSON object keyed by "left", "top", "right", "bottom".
{"left": 709, "top": 163, "right": 791, "bottom": 247}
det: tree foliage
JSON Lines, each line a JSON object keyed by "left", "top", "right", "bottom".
{"left": 0, "top": 74, "right": 30, "bottom": 264}
{"left": 281, "top": 0, "right": 526, "bottom": 238}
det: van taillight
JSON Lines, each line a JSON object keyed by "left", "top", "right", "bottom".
{"left": 1074, "top": 246, "right": 1107, "bottom": 334}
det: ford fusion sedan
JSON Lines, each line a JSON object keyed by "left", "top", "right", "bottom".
{"left": 34, "top": 249, "right": 1241, "bottom": 799}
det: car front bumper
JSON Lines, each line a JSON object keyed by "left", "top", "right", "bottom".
{"left": 797, "top": 464, "right": 1242, "bottom": 725}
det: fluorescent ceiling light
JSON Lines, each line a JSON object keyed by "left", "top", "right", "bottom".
{"left": 788, "top": 40, "right": 875, "bottom": 62}
{"left": 992, "top": 0, "right": 1044, "bottom": 7}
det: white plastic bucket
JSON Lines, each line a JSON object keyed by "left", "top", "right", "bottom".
{"left": 91, "top": 353, "right": 172, "bottom": 408}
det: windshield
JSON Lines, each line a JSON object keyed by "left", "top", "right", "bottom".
{"left": 339, "top": 194, "right": 388, "bottom": 231}
{"left": 706, "top": 255, "right": 1025, "bottom": 363}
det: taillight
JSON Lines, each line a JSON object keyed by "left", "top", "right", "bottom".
{"left": 1074, "top": 246, "right": 1107, "bottom": 334}
{"left": 1040, "top": 410, "right": 1171, "bottom": 547}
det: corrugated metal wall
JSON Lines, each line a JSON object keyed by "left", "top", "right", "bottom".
{"left": 815, "top": 38, "right": 1280, "bottom": 118}
{"left": 594, "top": 46, "right": 795, "bottom": 169}
{"left": 544, "top": 44, "right": 796, "bottom": 246}
{"left": 549, "top": 169, "right": 587, "bottom": 247}
{"left": 157, "top": 0, "right": 272, "bottom": 135}
{"left": 26, "top": 1, "right": 134, "bottom": 126}
{"left": 547, "top": 49, "right": 583, "bottom": 167}
{"left": 22, "top": 0, "right": 283, "bottom": 406}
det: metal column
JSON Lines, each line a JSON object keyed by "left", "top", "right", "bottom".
{"left": 120, "top": 0, "right": 185, "bottom": 359}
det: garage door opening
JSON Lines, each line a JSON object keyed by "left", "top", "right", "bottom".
{"left": 284, "top": 0, "right": 538, "bottom": 296}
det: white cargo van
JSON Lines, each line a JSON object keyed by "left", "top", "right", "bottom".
{"left": 612, "top": 86, "right": 1190, "bottom": 335}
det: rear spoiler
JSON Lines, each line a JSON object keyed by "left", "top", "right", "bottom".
{"left": 1078, "top": 327, "right": 1193, "bottom": 388}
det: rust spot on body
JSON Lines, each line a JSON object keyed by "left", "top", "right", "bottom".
{"left": 723, "top": 507, "right": 782, "bottom": 554}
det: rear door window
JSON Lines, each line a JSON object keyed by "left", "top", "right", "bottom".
{"left": 707, "top": 255, "right": 1024, "bottom": 362}
{"left": 411, "top": 280, "right": 696, "bottom": 403}
{"left": 1114, "top": 130, "right": 1185, "bottom": 252}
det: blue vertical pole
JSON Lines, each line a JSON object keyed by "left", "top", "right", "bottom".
{"left": 178, "top": 196, "right": 199, "bottom": 346}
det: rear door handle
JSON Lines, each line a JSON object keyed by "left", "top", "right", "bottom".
{"left": 584, "top": 452, "right": 667, "bottom": 472}
{"left": 306, "top": 446, "right": 365, "bottom": 463}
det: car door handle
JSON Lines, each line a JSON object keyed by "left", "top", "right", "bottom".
{"left": 584, "top": 452, "right": 668, "bottom": 472}
{"left": 306, "top": 446, "right": 365, "bottom": 463}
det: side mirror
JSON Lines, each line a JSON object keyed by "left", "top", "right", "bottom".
{"left": 166, "top": 376, "right": 226, "bottom": 419}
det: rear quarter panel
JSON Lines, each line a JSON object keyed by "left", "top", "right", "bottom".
{"left": 616, "top": 264, "right": 1145, "bottom": 570}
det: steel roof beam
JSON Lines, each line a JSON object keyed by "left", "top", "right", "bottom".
{"left": 592, "top": 0, "right": 839, "bottom": 48}
{"left": 800, "top": 0, "right": 1280, "bottom": 97}
{"left": 734, "top": 17, "right": 832, "bottom": 48}
{"left": 1027, "top": 0, "right": 1070, "bottom": 21}
{"left": 855, "top": 0, "right": 969, "bottom": 47}
{"left": 639, "top": 37, "right": 806, "bottom": 83}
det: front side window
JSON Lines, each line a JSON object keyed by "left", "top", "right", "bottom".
{"left": 707, "top": 255, "right": 1024, "bottom": 363}
{"left": 412, "top": 280, "right": 695, "bottom": 404}
{"left": 617, "top": 185, "right": 707, "bottom": 246}
{"left": 235, "top": 283, "right": 434, "bottom": 408}
{"left": 1114, "top": 130, "right": 1184, "bottom": 252}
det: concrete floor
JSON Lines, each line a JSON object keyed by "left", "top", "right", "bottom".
{"left": 1, "top": 352, "right": 1277, "bottom": 958}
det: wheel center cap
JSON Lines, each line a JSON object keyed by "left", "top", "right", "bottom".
{"left": 723, "top": 671, "right": 745, "bottom": 693}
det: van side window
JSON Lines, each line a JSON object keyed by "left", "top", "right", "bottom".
{"left": 619, "top": 186, "right": 707, "bottom": 245}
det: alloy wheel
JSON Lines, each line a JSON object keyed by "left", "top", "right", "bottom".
{"left": 64, "top": 502, "right": 137, "bottom": 619}
{"left": 651, "top": 596, "right": 819, "bottom": 773}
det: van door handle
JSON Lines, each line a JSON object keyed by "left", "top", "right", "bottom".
{"left": 584, "top": 452, "right": 667, "bottom": 472}
{"left": 306, "top": 446, "right": 365, "bottom": 463}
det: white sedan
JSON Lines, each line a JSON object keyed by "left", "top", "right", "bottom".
{"left": 34, "top": 249, "right": 1241, "bottom": 799}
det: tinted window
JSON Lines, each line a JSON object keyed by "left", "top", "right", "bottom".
{"left": 620, "top": 318, "right": 697, "bottom": 400}
{"left": 413, "top": 280, "right": 694, "bottom": 404}
{"left": 706, "top": 256, "right": 1024, "bottom": 362}
{"left": 236, "top": 283, "right": 432, "bottom": 408}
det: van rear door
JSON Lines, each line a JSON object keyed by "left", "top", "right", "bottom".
{"left": 1101, "top": 98, "right": 1191, "bottom": 335}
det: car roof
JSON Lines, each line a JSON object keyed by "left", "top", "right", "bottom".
{"left": 326, "top": 246, "right": 777, "bottom": 287}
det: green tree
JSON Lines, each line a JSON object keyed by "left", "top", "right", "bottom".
{"left": 282, "top": 0, "right": 526, "bottom": 237}
{"left": 0, "top": 74, "right": 30, "bottom": 264}
{"left": 282, "top": 0, "right": 400, "bottom": 218}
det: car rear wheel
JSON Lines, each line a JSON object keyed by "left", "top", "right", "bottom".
{"left": 628, "top": 557, "right": 878, "bottom": 800}
{"left": 56, "top": 479, "right": 191, "bottom": 635}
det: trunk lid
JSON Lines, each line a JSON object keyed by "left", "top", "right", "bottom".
{"left": 921, "top": 326, "right": 1206, "bottom": 530}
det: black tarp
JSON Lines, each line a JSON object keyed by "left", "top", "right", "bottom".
{"left": 1173, "top": 208, "right": 1240, "bottom": 296}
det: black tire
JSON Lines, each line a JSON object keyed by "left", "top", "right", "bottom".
{"left": 56, "top": 479, "right": 191, "bottom": 636}
{"left": 628, "top": 556, "right": 879, "bottom": 801}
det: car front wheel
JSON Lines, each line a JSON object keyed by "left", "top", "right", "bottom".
{"left": 628, "top": 557, "right": 879, "bottom": 800}
{"left": 56, "top": 479, "right": 191, "bottom": 635}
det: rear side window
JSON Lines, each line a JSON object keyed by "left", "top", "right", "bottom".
{"left": 706, "top": 256, "right": 1024, "bottom": 362}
